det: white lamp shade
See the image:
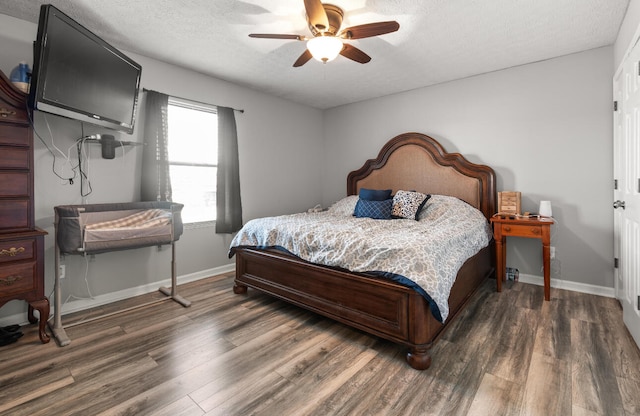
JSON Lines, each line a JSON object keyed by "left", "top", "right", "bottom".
{"left": 539, "top": 200, "right": 552, "bottom": 217}
{"left": 307, "top": 36, "right": 343, "bottom": 63}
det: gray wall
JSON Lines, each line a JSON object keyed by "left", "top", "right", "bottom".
{"left": 322, "top": 46, "right": 614, "bottom": 290}
{"left": 0, "top": 13, "right": 324, "bottom": 322}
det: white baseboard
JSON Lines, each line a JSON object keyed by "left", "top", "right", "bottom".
{"left": 517, "top": 273, "right": 615, "bottom": 298}
{"left": 0, "top": 264, "right": 236, "bottom": 327}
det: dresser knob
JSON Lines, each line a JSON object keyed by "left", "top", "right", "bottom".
{"left": 0, "top": 108, "right": 16, "bottom": 118}
{"left": 504, "top": 226, "right": 511, "bottom": 232}
{"left": 0, "top": 247, "right": 25, "bottom": 257}
{"left": 0, "top": 275, "right": 23, "bottom": 286}
{"left": 531, "top": 228, "right": 540, "bottom": 234}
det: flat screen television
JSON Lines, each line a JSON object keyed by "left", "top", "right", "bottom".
{"left": 28, "top": 4, "right": 142, "bottom": 134}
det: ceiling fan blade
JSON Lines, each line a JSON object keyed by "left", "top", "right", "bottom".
{"left": 249, "top": 33, "right": 305, "bottom": 41}
{"left": 293, "top": 49, "right": 313, "bottom": 67}
{"left": 304, "top": 0, "right": 330, "bottom": 32}
{"left": 340, "top": 44, "right": 371, "bottom": 64}
{"left": 340, "top": 21, "right": 400, "bottom": 39}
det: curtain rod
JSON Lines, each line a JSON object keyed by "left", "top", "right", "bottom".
{"left": 142, "top": 88, "right": 244, "bottom": 113}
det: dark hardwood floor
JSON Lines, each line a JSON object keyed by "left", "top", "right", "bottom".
{"left": 0, "top": 272, "right": 639, "bottom": 415}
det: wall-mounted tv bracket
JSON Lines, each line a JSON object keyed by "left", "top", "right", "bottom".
{"left": 84, "top": 134, "right": 144, "bottom": 159}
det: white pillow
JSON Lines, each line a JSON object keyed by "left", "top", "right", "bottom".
{"left": 418, "top": 194, "right": 481, "bottom": 221}
{"left": 327, "top": 195, "right": 359, "bottom": 216}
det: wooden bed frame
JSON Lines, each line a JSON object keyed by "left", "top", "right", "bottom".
{"left": 233, "top": 132, "right": 496, "bottom": 370}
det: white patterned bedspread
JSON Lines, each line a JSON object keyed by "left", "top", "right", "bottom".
{"left": 229, "top": 195, "right": 492, "bottom": 322}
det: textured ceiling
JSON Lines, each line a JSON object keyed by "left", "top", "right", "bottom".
{"left": 0, "top": 0, "right": 630, "bottom": 109}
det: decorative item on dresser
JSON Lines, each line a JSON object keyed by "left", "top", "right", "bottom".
{"left": 231, "top": 132, "right": 496, "bottom": 370}
{"left": 0, "top": 70, "right": 49, "bottom": 344}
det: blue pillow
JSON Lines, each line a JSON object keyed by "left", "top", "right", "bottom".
{"left": 354, "top": 198, "right": 393, "bottom": 219}
{"left": 359, "top": 188, "right": 392, "bottom": 201}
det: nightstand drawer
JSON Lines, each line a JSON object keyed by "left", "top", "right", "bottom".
{"left": 500, "top": 224, "right": 543, "bottom": 237}
{"left": 0, "top": 262, "right": 36, "bottom": 296}
{"left": 0, "top": 238, "right": 36, "bottom": 263}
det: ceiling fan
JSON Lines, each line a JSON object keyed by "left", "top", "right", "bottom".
{"left": 249, "top": 0, "right": 400, "bottom": 67}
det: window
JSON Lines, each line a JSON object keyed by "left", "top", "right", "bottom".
{"left": 167, "top": 98, "right": 218, "bottom": 224}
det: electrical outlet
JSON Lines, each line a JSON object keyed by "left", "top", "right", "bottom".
{"left": 550, "top": 246, "right": 556, "bottom": 259}
{"left": 59, "top": 264, "right": 65, "bottom": 279}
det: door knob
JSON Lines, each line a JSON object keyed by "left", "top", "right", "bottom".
{"left": 613, "top": 200, "right": 626, "bottom": 209}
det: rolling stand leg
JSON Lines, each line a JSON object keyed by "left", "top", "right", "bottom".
{"left": 50, "top": 217, "right": 71, "bottom": 346}
{"left": 158, "top": 242, "right": 191, "bottom": 307}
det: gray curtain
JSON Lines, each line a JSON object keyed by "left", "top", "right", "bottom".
{"left": 216, "top": 106, "right": 243, "bottom": 233}
{"left": 140, "top": 91, "right": 172, "bottom": 202}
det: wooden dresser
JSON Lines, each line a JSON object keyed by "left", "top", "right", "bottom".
{"left": 0, "top": 70, "right": 49, "bottom": 343}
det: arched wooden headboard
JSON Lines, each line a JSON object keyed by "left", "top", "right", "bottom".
{"left": 347, "top": 132, "right": 496, "bottom": 220}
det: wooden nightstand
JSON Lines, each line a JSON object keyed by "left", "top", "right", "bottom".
{"left": 490, "top": 216, "right": 554, "bottom": 301}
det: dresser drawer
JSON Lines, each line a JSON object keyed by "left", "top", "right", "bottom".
{"left": 0, "top": 146, "right": 30, "bottom": 169}
{"left": 0, "top": 172, "right": 29, "bottom": 197}
{"left": 0, "top": 123, "right": 30, "bottom": 146}
{"left": 0, "top": 238, "right": 36, "bottom": 264}
{"left": 500, "top": 224, "right": 543, "bottom": 238}
{"left": 0, "top": 262, "right": 36, "bottom": 296}
{"left": 0, "top": 200, "right": 30, "bottom": 231}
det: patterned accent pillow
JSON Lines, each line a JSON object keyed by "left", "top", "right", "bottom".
{"left": 392, "top": 190, "right": 431, "bottom": 220}
{"left": 328, "top": 195, "right": 359, "bottom": 216}
{"left": 354, "top": 198, "right": 393, "bottom": 219}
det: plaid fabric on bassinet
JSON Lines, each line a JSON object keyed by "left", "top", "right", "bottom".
{"left": 84, "top": 209, "right": 172, "bottom": 230}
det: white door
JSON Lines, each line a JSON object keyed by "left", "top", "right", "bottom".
{"left": 614, "top": 38, "right": 640, "bottom": 348}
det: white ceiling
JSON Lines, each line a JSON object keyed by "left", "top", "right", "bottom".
{"left": 0, "top": 0, "right": 630, "bottom": 109}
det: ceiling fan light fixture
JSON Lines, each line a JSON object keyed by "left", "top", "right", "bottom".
{"left": 307, "top": 36, "right": 343, "bottom": 63}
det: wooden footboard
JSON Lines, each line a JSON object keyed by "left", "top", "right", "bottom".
{"left": 233, "top": 245, "right": 493, "bottom": 370}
